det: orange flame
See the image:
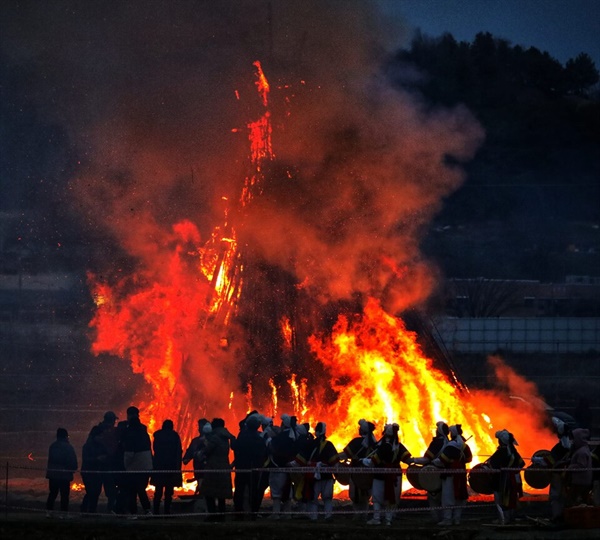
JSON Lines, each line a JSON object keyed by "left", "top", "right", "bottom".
{"left": 281, "top": 316, "right": 293, "bottom": 350}
{"left": 306, "top": 298, "right": 555, "bottom": 465}
{"left": 269, "top": 378, "right": 278, "bottom": 418}
{"left": 288, "top": 373, "right": 309, "bottom": 420}
{"left": 88, "top": 60, "right": 556, "bottom": 480}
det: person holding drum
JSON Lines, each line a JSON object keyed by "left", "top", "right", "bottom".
{"left": 432, "top": 424, "right": 473, "bottom": 526}
{"left": 412, "top": 421, "right": 449, "bottom": 523}
{"left": 487, "top": 429, "right": 525, "bottom": 524}
{"left": 566, "top": 428, "right": 593, "bottom": 507}
{"left": 531, "top": 416, "right": 573, "bottom": 522}
{"left": 266, "top": 414, "right": 298, "bottom": 519}
{"left": 337, "top": 419, "right": 378, "bottom": 521}
{"left": 361, "top": 423, "right": 413, "bottom": 526}
{"left": 294, "top": 421, "right": 339, "bottom": 521}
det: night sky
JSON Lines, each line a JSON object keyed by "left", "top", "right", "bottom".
{"left": 382, "top": 0, "right": 600, "bottom": 67}
{"left": 1, "top": 1, "right": 598, "bottom": 281}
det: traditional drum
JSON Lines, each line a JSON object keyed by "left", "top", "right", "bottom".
{"left": 420, "top": 464, "right": 442, "bottom": 492}
{"left": 406, "top": 464, "right": 423, "bottom": 491}
{"left": 524, "top": 449, "right": 551, "bottom": 489}
{"left": 333, "top": 463, "right": 351, "bottom": 486}
{"left": 468, "top": 463, "right": 496, "bottom": 495}
{"left": 351, "top": 468, "right": 373, "bottom": 491}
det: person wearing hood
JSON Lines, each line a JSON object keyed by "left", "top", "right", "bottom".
{"left": 151, "top": 419, "right": 183, "bottom": 515}
{"left": 432, "top": 424, "right": 473, "bottom": 526}
{"left": 567, "top": 428, "right": 592, "bottom": 507}
{"left": 361, "top": 423, "right": 413, "bottom": 526}
{"left": 231, "top": 413, "right": 267, "bottom": 520}
{"left": 45, "top": 428, "right": 78, "bottom": 517}
{"left": 96, "top": 411, "right": 120, "bottom": 512}
{"left": 488, "top": 429, "right": 525, "bottom": 524}
{"left": 122, "top": 406, "right": 153, "bottom": 516}
{"left": 182, "top": 418, "right": 210, "bottom": 495}
{"left": 412, "top": 421, "right": 450, "bottom": 523}
{"left": 532, "top": 416, "right": 573, "bottom": 521}
{"left": 294, "top": 421, "right": 339, "bottom": 521}
{"left": 266, "top": 413, "right": 298, "bottom": 520}
{"left": 81, "top": 411, "right": 119, "bottom": 513}
{"left": 198, "top": 418, "right": 236, "bottom": 522}
{"left": 337, "top": 419, "right": 377, "bottom": 521}
{"left": 80, "top": 425, "right": 109, "bottom": 514}
{"left": 290, "top": 423, "right": 313, "bottom": 516}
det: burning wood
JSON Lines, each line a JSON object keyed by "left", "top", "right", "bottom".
{"left": 88, "top": 60, "right": 555, "bottom": 481}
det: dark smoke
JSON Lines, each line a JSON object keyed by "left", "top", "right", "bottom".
{"left": 1, "top": 1, "right": 484, "bottom": 419}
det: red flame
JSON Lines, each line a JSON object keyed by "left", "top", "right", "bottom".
{"left": 88, "top": 60, "right": 556, "bottom": 478}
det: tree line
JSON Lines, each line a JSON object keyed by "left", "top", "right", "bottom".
{"left": 392, "top": 31, "right": 598, "bottom": 106}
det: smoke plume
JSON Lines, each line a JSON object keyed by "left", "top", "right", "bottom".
{"left": 2, "top": 1, "right": 485, "bottom": 424}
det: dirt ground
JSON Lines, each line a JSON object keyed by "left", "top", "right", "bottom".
{"left": 1, "top": 509, "right": 599, "bottom": 540}
{"left": 2, "top": 477, "right": 599, "bottom": 539}
{"left": 2, "top": 503, "right": 600, "bottom": 539}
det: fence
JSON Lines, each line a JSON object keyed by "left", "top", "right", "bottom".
{"left": 433, "top": 317, "right": 600, "bottom": 354}
{"left": 0, "top": 461, "right": 566, "bottom": 520}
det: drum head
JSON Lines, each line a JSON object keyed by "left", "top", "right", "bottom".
{"left": 420, "top": 464, "right": 442, "bottom": 492}
{"left": 333, "top": 464, "right": 351, "bottom": 486}
{"left": 406, "top": 464, "right": 423, "bottom": 491}
{"left": 524, "top": 449, "right": 551, "bottom": 489}
{"left": 468, "top": 463, "right": 495, "bottom": 495}
{"left": 351, "top": 470, "right": 373, "bottom": 491}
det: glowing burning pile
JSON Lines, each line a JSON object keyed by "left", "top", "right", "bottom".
{"left": 89, "top": 59, "right": 556, "bottom": 467}
{"left": 306, "top": 298, "right": 494, "bottom": 457}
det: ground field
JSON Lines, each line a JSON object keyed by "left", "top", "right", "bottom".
{"left": 2, "top": 478, "right": 599, "bottom": 540}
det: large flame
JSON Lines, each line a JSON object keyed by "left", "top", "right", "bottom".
{"left": 304, "top": 299, "right": 556, "bottom": 463}
{"left": 88, "top": 60, "right": 556, "bottom": 477}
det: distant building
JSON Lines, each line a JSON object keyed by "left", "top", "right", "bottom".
{"left": 444, "top": 277, "right": 600, "bottom": 318}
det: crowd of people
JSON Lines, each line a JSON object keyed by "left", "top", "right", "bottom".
{"left": 44, "top": 407, "right": 599, "bottom": 525}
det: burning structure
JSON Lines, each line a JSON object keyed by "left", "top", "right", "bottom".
{"left": 56, "top": 2, "right": 557, "bottom": 460}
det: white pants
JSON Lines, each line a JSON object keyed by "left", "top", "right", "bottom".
{"left": 371, "top": 477, "right": 399, "bottom": 524}
{"left": 269, "top": 471, "right": 291, "bottom": 499}
{"left": 309, "top": 478, "right": 334, "bottom": 520}
{"left": 493, "top": 491, "right": 516, "bottom": 523}
{"left": 441, "top": 476, "right": 465, "bottom": 522}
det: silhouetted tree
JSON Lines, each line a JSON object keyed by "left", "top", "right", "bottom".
{"left": 521, "top": 46, "right": 565, "bottom": 95}
{"left": 564, "top": 53, "right": 599, "bottom": 95}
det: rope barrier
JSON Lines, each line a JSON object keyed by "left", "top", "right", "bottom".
{"left": 0, "top": 500, "right": 501, "bottom": 520}
{"left": 3, "top": 461, "right": 598, "bottom": 522}
{"left": 11, "top": 464, "right": 600, "bottom": 474}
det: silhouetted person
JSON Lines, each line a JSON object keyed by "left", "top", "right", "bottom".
{"left": 432, "top": 424, "right": 472, "bottom": 527}
{"left": 45, "top": 428, "right": 78, "bottom": 516}
{"left": 82, "top": 410, "right": 119, "bottom": 513}
{"left": 80, "top": 429, "right": 106, "bottom": 513}
{"left": 199, "top": 417, "right": 235, "bottom": 522}
{"left": 337, "top": 419, "right": 378, "bottom": 522}
{"left": 295, "top": 421, "right": 339, "bottom": 521}
{"left": 151, "top": 419, "right": 182, "bottom": 514}
{"left": 122, "top": 406, "right": 153, "bottom": 515}
{"left": 182, "top": 418, "right": 210, "bottom": 494}
{"left": 567, "top": 428, "right": 592, "bottom": 507}
{"left": 231, "top": 414, "right": 267, "bottom": 520}
{"left": 114, "top": 413, "right": 130, "bottom": 514}
{"left": 96, "top": 411, "right": 120, "bottom": 512}
{"left": 488, "top": 429, "right": 525, "bottom": 524}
